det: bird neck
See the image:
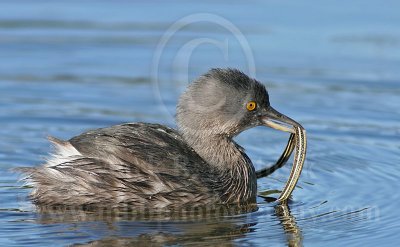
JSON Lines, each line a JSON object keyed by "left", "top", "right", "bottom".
{"left": 183, "top": 132, "right": 257, "bottom": 203}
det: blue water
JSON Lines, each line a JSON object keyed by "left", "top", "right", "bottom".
{"left": 1, "top": 1, "right": 400, "bottom": 246}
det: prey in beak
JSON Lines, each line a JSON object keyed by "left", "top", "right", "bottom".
{"left": 260, "top": 106, "right": 303, "bottom": 133}
{"left": 258, "top": 106, "right": 307, "bottom": 203}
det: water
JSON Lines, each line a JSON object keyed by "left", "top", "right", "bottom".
{"left": 1, "top": 0, "right": 399, "bottom": 246}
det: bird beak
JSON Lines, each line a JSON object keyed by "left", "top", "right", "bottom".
{"left": 260, "top": 106, "right": 303, "bottom": 133}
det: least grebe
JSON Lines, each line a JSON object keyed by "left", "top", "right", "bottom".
{"left": 22, "top": 68, "right": 301, "bottom": 209}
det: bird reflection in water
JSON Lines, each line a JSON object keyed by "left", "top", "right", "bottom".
{"left": 33, "top": 201, "right": 302, "bottom": 247}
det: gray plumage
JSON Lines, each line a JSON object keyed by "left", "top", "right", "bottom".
{"left": 22, "top": 68, "right": 272, "bottom": 209}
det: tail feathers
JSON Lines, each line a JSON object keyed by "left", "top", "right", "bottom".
{"left": 13, "top": 166, "right": 37, "bottom": 185}
{"left": 47, "top": 136, "right": 68, "bottom": 147}
{"left": 46, "top": 136, "right": 81, "bottom": 160}
{"left": 14, "top": 167, "right": 36, "bottom": 174}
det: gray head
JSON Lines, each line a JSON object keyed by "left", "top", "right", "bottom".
{"left": 176, "top": 68, "right": 300, "bottom": 146}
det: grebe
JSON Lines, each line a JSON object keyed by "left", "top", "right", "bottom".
{"left": 22, "top": 68, "right": 302, "bottom": 209}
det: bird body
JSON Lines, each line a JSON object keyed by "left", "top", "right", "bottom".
{"left": 22, "top": 68, "right": 301, "bottom": 209}
{"left": 26, "top": 123, "right": 255, "bottom": 208}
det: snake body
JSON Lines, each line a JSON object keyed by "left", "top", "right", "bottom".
{"left": 277, "top": 126, "right": 307, "bottom": 202}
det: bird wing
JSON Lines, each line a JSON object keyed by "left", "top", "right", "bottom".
{"left": 26, "top": 123, "right": 220, "bottom": 208}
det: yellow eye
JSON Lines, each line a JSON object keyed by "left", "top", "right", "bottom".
{"left": 246, "top": 101, "right": 257, "bottom": 111}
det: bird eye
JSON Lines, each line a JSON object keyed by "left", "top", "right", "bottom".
{"left": 246, "top": 101, "right": 257, "bottom": 111}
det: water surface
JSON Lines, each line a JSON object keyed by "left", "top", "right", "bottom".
{"left": 1, "top": 1, "right": 399, "bottom": 246}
